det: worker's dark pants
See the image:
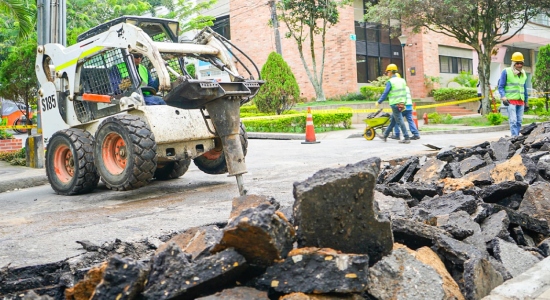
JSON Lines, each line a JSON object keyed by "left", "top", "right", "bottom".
{"left": 384, "top": 104, "right": 409, "bottom": 139}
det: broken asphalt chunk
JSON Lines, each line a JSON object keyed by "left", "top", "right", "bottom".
{"left": 293, "top": 158, "right": 393, "bottom": 264}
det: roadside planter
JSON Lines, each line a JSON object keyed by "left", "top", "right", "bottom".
{"left": 0, "top": 138, "right": 23, "bottom": 153}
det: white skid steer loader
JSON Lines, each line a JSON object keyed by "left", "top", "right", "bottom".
{"left": 35, "top": 16, "right": 263, "bottom": 196}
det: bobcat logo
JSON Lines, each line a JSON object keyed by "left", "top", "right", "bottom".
{"left": 117, "top": 26, "right": 124, "bottom": 37}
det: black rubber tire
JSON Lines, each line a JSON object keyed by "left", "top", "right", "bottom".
{"left": 193, "top": 122, "right": 248, "bottom": 175}
{"left": 363, "top": 127, "right": 375, "bottom": 140}
{"left": 154, "top": 159, "right": 191, "bottom": 180}
{"left": 46, "top": 129, "right": 99, "bottom": 195}
{"left": 94, "top": 115, "right": 157, "bottom": 191}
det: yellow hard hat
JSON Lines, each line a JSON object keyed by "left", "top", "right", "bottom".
{"left": 511, "top": 52, "right": 524, "bottom": 62}
{"left": 386, "top": 64, "right": 398, "bottom": 72}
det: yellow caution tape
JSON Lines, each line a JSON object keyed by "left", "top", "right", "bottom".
{"left": 0, "top": 124, "right": 37, "bottom": 130}
{"left": 415, "top": 97, "right": 482, "bottom": 109}
{"left": 241, "top": 98, "right": 482, "bottom": 121}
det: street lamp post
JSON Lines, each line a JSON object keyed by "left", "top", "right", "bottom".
{"left": 398, "top": 35, "right": 408, "bottom": 81}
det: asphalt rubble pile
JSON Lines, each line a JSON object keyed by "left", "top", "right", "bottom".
{"left": 3, "top": 122, "right": 550, "bottom": 300}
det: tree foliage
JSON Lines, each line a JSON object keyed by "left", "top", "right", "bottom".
{"left": 533, "top": 44, "right": 550, "bottom": 111}
{"left": 0, "top": 0, "right": 34, "bottom": 39}
{"left": 254, "top": 52, "right": 300, "bottom": 115}
{"left": 364, "top": 0, "right": 550, "bottom": 114}
{"left": 278, "top": 0, "right": 352, "bottom": 101}
{"left": 0, "top": 34, "right": 38, "bottom": 128}
{"left": 157, "top": 0, "right": 216, "bottom": 33}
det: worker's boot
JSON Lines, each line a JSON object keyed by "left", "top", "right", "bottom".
{"left": 389, "top": 134, "right": 400, "bottom": 140}
{"left": 399, "top": 137, "right": 411, "bottom": 144}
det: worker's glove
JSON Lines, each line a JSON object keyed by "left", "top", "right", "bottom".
{"left": 375, "top": 102, "right": 380, "bottom": 108}
{"left": 119, "top": 78, "right": 132, "bottom": 91}
{"left": 525, "top": 105, "right": 529, "bottom": 112}
{"left": 501, "top": 97, "right": 509, "bottom": 106}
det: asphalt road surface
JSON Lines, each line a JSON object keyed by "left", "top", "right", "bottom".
{"left": 0, "top": 130, "right": 507, "bottom": 268}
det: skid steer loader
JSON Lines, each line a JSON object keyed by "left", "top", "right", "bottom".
{"left": 35, "top": 16, "right": 263, "bottom": 196}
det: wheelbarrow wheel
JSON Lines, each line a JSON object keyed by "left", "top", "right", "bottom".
{"left": 363, "top": 127, "right": 375, "bottom": 140}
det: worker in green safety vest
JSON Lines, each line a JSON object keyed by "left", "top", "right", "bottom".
{"left": 131, "top": 53, "right": 166, "bottom": 105}
{"left": 375, "top": 64, "right": 411, "bottom": 143}
{"left": 498, "top": 52, "right": 528, "bottom": 136}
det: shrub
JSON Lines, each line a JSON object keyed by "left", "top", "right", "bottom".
{"left": 369, "top": 75, "right": 390, "bottom": 87}
{"left": 242, "top": 110, "right": 352, "bottom": 133}
{"left": 427, "top": 112, "right": 443, "bottom": 124}
{"left": 185, "top": 63, "right": 196, "bottom": 78}
{"left": 424, "top": 75, "right": 441, "bottom": 96}
{"left": 433, "top": 88, "right": 478, "bottom": 101}
{"left": 450, "top": 71, "right": 478, "bottom": 87}
{"left": 360, "top": 86, "right": 385, "bottom": 101}
{"left": 0, "top": 148, "right": 26, "bottom": 166}
{"left": 254, "top": 52, "right": 300, "bottom": 115}
{"left": 328, "top": 92, "right": 365, "bottom": 101}
{"left": 486, "top": 113, "right": 504, "bottom": 125}
{"left": 528, "top": 97, "right": 549, "bottom": 113}
{"left": 0, "top": 118, "right": 12, "bottom": 140}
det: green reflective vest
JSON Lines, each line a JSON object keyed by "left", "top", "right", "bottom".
{"left": 388, "top": 77, "right": 407, "bottom": 105}
{"left": 137, "top": 64, "right": 149, "bottom": 87}
{"left": 504, "top": 68, "right": 527, "bottom": 100}
{"left": 116, "top": 63, "right": 148, "bottom": 87}
{"left": 405, "top": 86, "right": 412, "bottom": 106}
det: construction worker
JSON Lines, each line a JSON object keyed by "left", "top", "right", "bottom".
{"left": 392, "top": 86, "right": 420, "bottom": 140}
{"left": 132, "top": 53, "right": 166, "bottom": 105}
{"left": 111, "top": 53, "right": 166, "bottom": 105}
{"left": 498, "top": 52, "right": 528, "bottom": 136}
{"left": 376, "top": 64, "right": 410, "bottom": 143}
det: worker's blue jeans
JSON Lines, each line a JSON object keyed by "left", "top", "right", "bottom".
{"left": 507, "top": 104, "right": 524, "bottom": 136}
{"left": 393, "top": 109, "right": 420, "bottom": 137}
{"left": 144, "top": 95, "right": 166, "bottom": 105}
{"left": 384, "top": 105, "right": 409, "bottom": 139}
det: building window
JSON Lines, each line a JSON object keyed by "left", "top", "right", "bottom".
{"left": 531, "top": 14, "right": 550, "bottom": 26}
{"left": 213, "top": 15, "right": 230, "bottom": 40}
{"left": 439, "top": 55, "right": 473, "bottom": 74}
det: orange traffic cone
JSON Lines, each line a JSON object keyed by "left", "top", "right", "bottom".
{"left": 302, "top": 107, "right": 320, "bottom": 144}
{"left": 412, "top": 103, "right": 419, "bottom": 129}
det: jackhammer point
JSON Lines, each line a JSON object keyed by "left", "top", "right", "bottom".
{"left": 236, "top": 174, "right": 247, "bottom": 196}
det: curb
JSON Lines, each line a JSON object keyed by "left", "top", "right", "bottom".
{"left": 0, "top": 175, "right": 49, "bottom": 193}
{"left": 249, "top": 125, "right": 510, "bottom": 140}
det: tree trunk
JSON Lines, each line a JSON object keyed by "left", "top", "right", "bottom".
{"left": 478, "top": 49, "right": 494, "bottom": 115}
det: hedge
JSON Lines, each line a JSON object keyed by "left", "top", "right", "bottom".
{"left": 433, "top": 87, "right": 478, "bottom": 101}
{"left": 242, "top": 111, "right": 352, "bottom": 133}
{"left": 360, "top": 86, "right": 385, "bottom": 101}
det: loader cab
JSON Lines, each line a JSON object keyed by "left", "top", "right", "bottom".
{"left": 77, "top": 16, "right": 180, "bottom": 43}
{"left": 74, "top": 48, "right": 143, "bottom": 123}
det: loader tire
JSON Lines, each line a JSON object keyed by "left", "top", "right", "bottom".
{"left": 94, "top": 115, "right": 157, "bottom": 191}
{"left": 46, "top": 128, "right": 99, "bottom": 195}
{"left": 193, "top": 122, "right": 248, "bottom": 175}
{"left": 154, "top": 159, "right": 191, "bottom": 180}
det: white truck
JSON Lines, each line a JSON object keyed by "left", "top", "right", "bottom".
{"left": 35, "top": 16, "right": 263, "bottom": 196}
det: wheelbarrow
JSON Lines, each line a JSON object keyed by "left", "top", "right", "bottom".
{"left": 363, "top": 109, "right": 391, "bottom": 140}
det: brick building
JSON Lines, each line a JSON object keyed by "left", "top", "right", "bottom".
{"left": 209, "top": 0, "right": 550, "bottom": 100}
